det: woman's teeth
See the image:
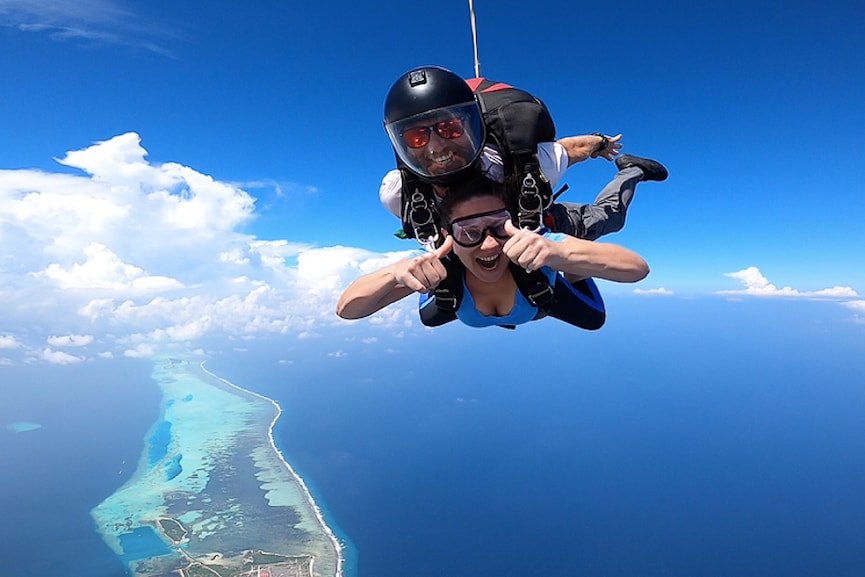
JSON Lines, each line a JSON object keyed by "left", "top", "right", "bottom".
{"left": 477, "top": 253, "right": 499, "bottom": 270}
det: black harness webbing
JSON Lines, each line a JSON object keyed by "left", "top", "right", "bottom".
{"left": 399, "top": 168, "right": 442, "bottom": 247}
{"left": 419, "top": 256, "right": 605, "bottom": 330}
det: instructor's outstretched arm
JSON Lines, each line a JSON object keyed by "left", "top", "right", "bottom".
{"left": 557, "top": 133, "right": 623, "bottom": 165}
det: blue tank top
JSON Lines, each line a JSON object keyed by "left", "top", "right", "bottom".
{"left": 454, "top": 267, "right": 558, "bottom": 328}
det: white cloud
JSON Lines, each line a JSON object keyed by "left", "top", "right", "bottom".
{"left": 634, "top": 287, "right": 674, "bottom": 296}
{"left": 296, "top": 246, "right": 411, "bottom": 296}
{"left": 0, "top": 0, "right": 176, "bottom": 55}
{"left": 842, "top": 301, "right": 865, "bottom": 313}
{"left": 0, "top": 335, "right": 21, "bottom": 349}
{"left": 123, "top": 343, "right": 156, "bottom": 359}
{"left": 842, "top": 301, "right": 865, "bottom": 324}
{"left": 718, "top": 267, "right": 858, "bottom": 298}
{"left": 0, "top": 133, "right": 417, "bottom": 364}
{"left": 39, "top": 348, "right": 84, "bottom": 365}
{"left": 38, "top": 242, "right": 184, "bottom": 291}
{"left": 46, "top": 334, "right": 94, "bottom": 347}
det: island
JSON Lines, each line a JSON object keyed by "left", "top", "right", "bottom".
{"left": 6, "top": 421, "right": 42, "bottom": 432}
{"left": 91, "top": 357, "right": 343, "bottom": 577}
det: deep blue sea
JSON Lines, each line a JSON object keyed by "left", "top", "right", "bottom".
{"left": 3, "top": 296, "right": 865, "bottom": 577}
{"left": 210, "top": 296, "right": 865, "bottom": 577}
{"left": 0, "top": 357, "right": 160, "bottom": 577}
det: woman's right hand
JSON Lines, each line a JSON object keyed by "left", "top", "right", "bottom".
{"left": 393, "top": 235, "right": 454, "bottom": 293}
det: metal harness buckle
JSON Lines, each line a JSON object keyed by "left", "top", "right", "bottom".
{"left": 525, "top": 284, "right": 553, "bottom": 308}
{"left": 517, "top": 172, "right": 543, "bottom": 232}
{"left": 408, "top": 189, "right": 440, "bottom": 246}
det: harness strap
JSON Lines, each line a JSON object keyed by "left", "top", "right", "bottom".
{"left": 509, "top": 264, "right": 554, "bottom": 312}
{"left": 399, "top": 170, "right": 442, "bottom": 246}
{"left": 512, "top": 156, "right": 553, "bottom": 232}
{"left": 431, "top": 255, "right": 464, "bottom": 313}
{"left": 419, "top": 255, "right": 462, "bottom": 326}
{"left": 419, "top": 257, "right": 605, "bottom": 330}
{"left": 421, "top": 258, "right": 556, "bottom": 327}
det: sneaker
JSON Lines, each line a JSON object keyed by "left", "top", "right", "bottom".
{"left": 615, "top": 154, "right": 668, "bottom": 182}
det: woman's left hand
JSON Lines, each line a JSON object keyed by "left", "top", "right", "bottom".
{"left": 501, "top": 220, "right": 559, "bottom": 273}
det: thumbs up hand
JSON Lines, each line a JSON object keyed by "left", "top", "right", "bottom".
{"left": 502, "top": 220, "right": 557, "bottom": 273}
{"left": 393, "top": 234, "right": 454, "bottom": 293}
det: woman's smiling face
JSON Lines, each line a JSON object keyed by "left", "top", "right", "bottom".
{"left": 447, "top": 195, "right": 511, "bottom": 283}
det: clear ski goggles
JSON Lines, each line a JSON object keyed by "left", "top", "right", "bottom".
{"left": 448, "top": 209, "right": 512, "bottom": 247}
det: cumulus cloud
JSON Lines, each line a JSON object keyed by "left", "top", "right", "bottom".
{"left": 718, "top": 267, "right": 858, "bottom": 298}
{"left": 39, "top": 348, "right": 84, "bottom": 365}
{"left": 123, "top": 343, "right": 156, "bottom": 359}
{"left": 634, "top": 287, "right": 674, "bottom": 296}
{"left": 38, "top": 242, "right": 184, "bottom": 291}
{"left": 46, "top": 334, "right": 94, "bottom": 347}
{"left": 0, "top": 133, "right": 416, "bottom": 364}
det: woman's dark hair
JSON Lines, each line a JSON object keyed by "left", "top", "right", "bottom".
{"left": 440, "top": 176, "right": 515, "bottom": 223}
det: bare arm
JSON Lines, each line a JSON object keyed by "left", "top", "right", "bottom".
{"left": 336, "top": 237, "right": 454, "bottom": 319}
{"left": 556, "top": 133, "right": 623, "bottom": 166}
{"left": 502, "top": 221, "right": 649, "bottom": 283}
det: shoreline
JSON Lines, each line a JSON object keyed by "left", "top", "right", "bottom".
{"left": 199, "top": 360, "right": 345, "bottom": 577}
{"left": 91, "top": 355, "right": 345, "bottom": 577}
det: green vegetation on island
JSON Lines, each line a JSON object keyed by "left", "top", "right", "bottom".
{"left": 157, "top": 517, "right": 188, "bottom": 543}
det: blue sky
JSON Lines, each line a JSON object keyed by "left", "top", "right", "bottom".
{"left": 1, "top": 0, "right": 864, "bottom": 362}
{"left": 3, "top": 4, "right": 865, "bottom": 576}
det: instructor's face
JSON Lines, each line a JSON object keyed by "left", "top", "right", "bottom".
{"left": 404, "top": 115, "right": 476, "bottom": 176}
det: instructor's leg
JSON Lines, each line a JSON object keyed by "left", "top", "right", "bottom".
{"left": 556, "top": 166, "right": 642, "bottom": 240}
{"left": 554, "top": 154, "right": 668, "bottom": 240}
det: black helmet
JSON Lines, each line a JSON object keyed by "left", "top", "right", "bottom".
{"left": 384, "top": 66, "right": 485, "bottom": 183}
